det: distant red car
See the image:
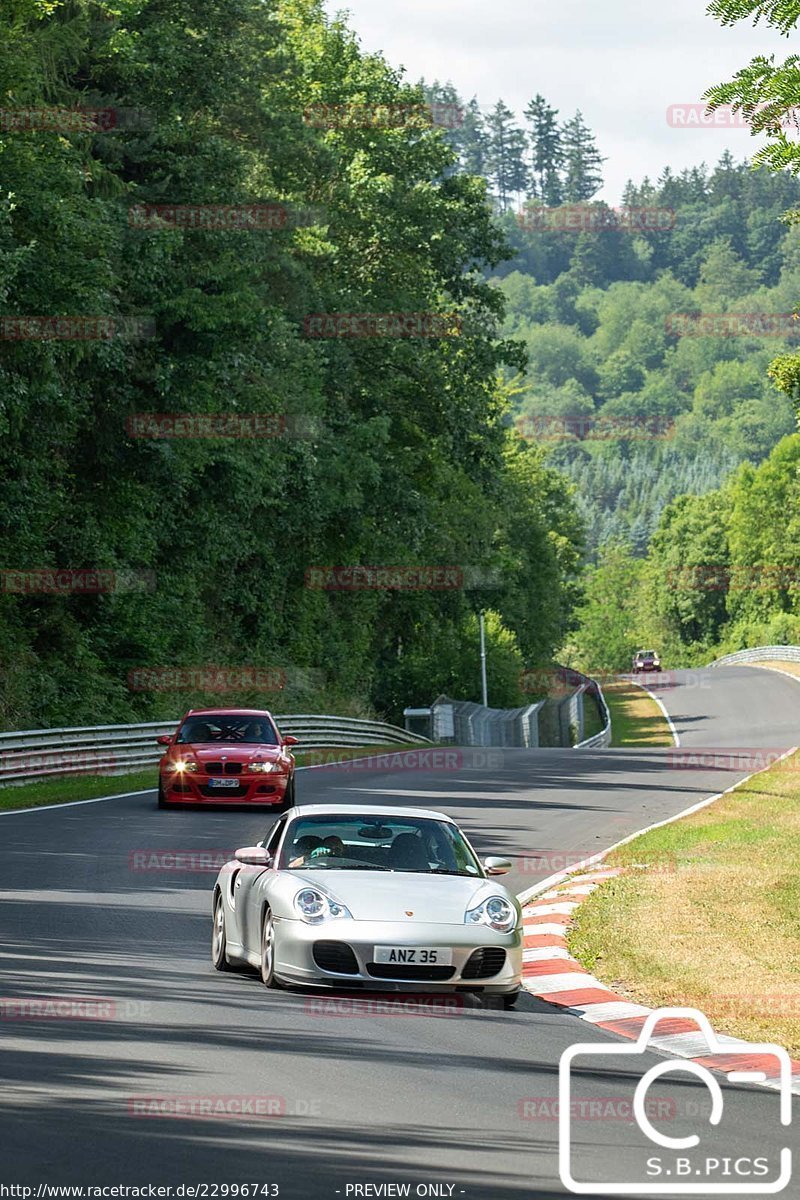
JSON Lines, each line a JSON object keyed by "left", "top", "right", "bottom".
{"left": 156, "top": 708, "right": 298, "bottom": 810}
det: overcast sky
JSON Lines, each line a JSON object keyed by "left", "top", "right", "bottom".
{"left": 322, "top": 0, "right": 792, "bottom": 202}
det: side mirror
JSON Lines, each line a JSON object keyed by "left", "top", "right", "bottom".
{"left": 234, "top": 846, "right": 272, "bottom": 867}
{"left": 156, "top": 734, "right": 172, "bottom": 746}
{"left": 283, "top": 735, "right": 299, "bottom": 747}
{"left": 484, "top": 856, "right": 512, "bottom": 876}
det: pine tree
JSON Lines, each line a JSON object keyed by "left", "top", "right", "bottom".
{"left": 485, "top": 100, "right": 529, "bottom": 211}
{"left": 458, "top": 97, "right": 490, "bottom": 176}
{"left": 524, "top": 94, "right": 563, "bottom": 205}
{"left": 561, "top": 111, "right": 605, "bottom": 202}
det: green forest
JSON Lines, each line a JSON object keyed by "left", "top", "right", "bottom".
{"left": 5, "top": 0, "right": 800, "bottom": 729}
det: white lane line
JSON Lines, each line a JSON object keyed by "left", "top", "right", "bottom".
{"left": 0, "top": 751, "right": 403, "bottom": 817}
{"left": 516, "top": 744, "right": 798, "bottom": 906}
{"left": 628, "top": 678, "right": 680, "bottom": 746}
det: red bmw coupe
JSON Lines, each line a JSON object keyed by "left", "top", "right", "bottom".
{"left": 156, "top": 708, "right": 298, "bottom": 810}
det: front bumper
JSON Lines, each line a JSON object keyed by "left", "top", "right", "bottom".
{"left": 162, "top": 772, "right": 289, "bottom": 805}
{"left": 272, "top": 918, "right": 523, "bottom": 995}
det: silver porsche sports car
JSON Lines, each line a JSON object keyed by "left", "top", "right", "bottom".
{"left": 211, "top": 804, "right": 523, "bottom": 1006}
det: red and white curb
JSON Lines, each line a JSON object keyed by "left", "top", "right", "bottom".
{"left": 520, "top": 867, "right": 800, "bottom": 1096}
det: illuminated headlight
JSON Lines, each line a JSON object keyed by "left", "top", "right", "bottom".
{"left": 165, "top": 760, "right": 199, "bottom": 774}
{"left": 294, "top": 888, "right": 351, "bottom": 924}
{"left": 465, "top": 896, "right": 517, "bottom": 933}
{"left": 247, "top": 762, "right": 281, "bottom": 774}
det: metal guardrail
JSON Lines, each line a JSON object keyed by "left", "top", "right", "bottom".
{"left": 710, "top": 645, "right": 800, "bottom": 667}
{"left": 574, "top": 680, "right": 612, "bottom": 749}
{"left": 0, "top": 715, "right": 431, "bottom": 786}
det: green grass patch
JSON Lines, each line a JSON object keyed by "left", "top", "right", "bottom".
{"left": 568, "top": 751, "right": 800, "bottom": 1054}
{"left": 604, "top": 682, "right": 674, "bottom": 747}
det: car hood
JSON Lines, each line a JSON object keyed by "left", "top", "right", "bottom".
{"left": 287, "top": 870, "right": 514, "bottom": 924}
{"left": 181, "top": 743, "right": 282, "bottom": 762}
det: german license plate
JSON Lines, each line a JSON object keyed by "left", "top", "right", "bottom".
{"left": 208, "top": 777, "right": 238, "bottom": 788}
{"left": 374, "top": 946, "right": 453, "bottom": 966}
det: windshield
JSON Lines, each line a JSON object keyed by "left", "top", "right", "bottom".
{"left": 176, "top": 714, "right": 279, "bottom": 745}
{"left": 278, "top": 814, "right": 483, "bottom": 876}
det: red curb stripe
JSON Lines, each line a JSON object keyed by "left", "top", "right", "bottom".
{"left": 695, "top": 1053, "right": 799, "bottom": 1078}
{"left": 524, "top": 959, "right": 589, "bottom": 976}
{"left": 523, "top": 934, "right": 568, "bottom": 949}
{"left": 536, "top": 987, "right": 623, "bottom": 1007}
{"left": 595, "top": 1017, "right": 650, "bottom": 1038}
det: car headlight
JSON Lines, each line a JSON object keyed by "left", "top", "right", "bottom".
{"left": 247, "top": 761, "right": 281, "bottom": 774}
{"left": 165, "top": 759, "right": 199, "bottom": 774}
{"left": 294, "top": 888, "right": 351, "bottom": 924}
{"left": 465, "top": 896, "right": 517, "bottom": 933}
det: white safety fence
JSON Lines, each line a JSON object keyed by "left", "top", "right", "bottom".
{"left": 0, "top": 715, "right": 431, "bottom": 787}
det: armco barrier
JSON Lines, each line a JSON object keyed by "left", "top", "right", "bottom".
{"left": 710, "top": 645, "right": 800, "bottom": 667}
{"left": 407, "top": 669, "right": 611, "bottom": 750}
{"left": 0, "top": 715, "right": 431, "bottom": 787}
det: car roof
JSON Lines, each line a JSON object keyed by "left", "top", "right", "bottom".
{"left": 184, "top": 708, "right": 275, "bottom": 717}
{"left": 286, "top": 803, "right": 455, "bottom": 823}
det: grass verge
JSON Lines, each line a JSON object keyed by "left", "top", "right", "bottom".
{"left": 568, "top": 749, "right": 800, "bottom": 1055}
{"left": 0, "top": 744, "right": 433, "bottom": 813}
{"left": 604, "top": 681, "right": 674, "bottom": 747}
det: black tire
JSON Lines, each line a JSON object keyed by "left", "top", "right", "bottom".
{"left": 502, "top": 991, "right": 520, "bottom": 1010}
{"left": 157, "top": 779, "right": 170, "bottom": 810}
{"left": 281, "top": 775, "right": 296, "bottom": 811}
{"left": 260, "top": 909, "right": 281, "bottom": 988}
{"left": 212, "top": 893, "right": 233, "bottom": 972}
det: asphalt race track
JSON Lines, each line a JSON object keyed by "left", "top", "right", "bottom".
{"left": 1, "top": 666, "right": 798, "bottom": 1198}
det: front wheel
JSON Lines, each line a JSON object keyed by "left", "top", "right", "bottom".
{"left": 157, "top": 779, "right": 170, "bottom": 810}
{"left": 502, "top": 991, "right": 520, "bottom": 1010}
{"left": 281, "top": 775, "right": 296, "bottom": 811}
{"left": 212, "top": 893, "right": 232, "bottom": 972}
{"left": 260, "top": 910, "right": 281, "bottom": 988}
